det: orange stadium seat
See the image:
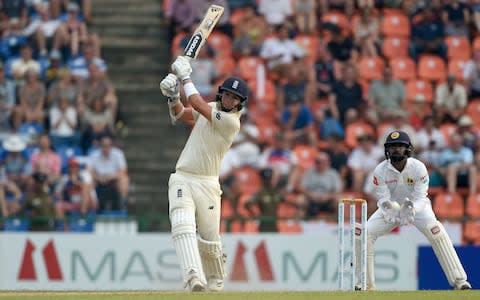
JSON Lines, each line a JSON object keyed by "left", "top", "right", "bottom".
{"left": 257, "top": 122, "right": 279, "bottom": 146}
{"left": 220, "top": 198, "right": 234, "bottom": 233}
{"left": 215, "top": 56, "right": 235, "bottom": 76}
{"left": 405, "top": 79, "right": 433, "bottom": 103}
{"left": 445, "top": 36, "right": 471, "bottom": 60}
{"left": 464, "top": 221, "right": 480, "bottom": 245}
{"left": 473, "top": 36, "right": 480, "bottom": 52}
{"left": 248, "top": 78, "right": 276, "bottom": 105}
{"left": 382, "top": 37, "right": 409, "bottom": 59}
{"left": 390, "top": 57, "right": 416, "bottom": 81}
{"left": 237, "top": 56, "right": 264, "bottom": 82}
{"left": 381, "top": 14, "right": 410, "bottom": 38}
{"left": 358, "top": 79, "right": 370, "bottom": 99}
{"left": 344, "top": 120, "right": 375, "bottom": 149}
{"left": 433, "top": 192, "right": 464, "bottom": 220}
{"left": 439, "top": 123, "right": 458, "bottom": 146}
{"left": 233, "top": 167, "right": 262, "bottom": 195}
{"left": 359, "top": 56, "right": 385, "bottom": 81}
{"left": 322, "top": 11, "right": 350, "bottom": 33}
{"left": 448, "top": 58, "right": 468, "bottom": 83}
{"left": 466, "top": 99, "right": 480, "bottom": 128}
{"left": 295, "top": 34, "right": 320, "bottom": 63}
{"left": 418, "top": 55, "right": 446, "bottom": 83}
{"left": 208, "top": 31, "right": 232, "bottom": 58}
{"left": 276, "top": 202, "right": 302, "bottom": 233}
{"left": 466, "top": 193, "right": 480, "bottom": 218}
{"left": 293, "top": 144, "right": 318, "bottom": 171}
{"left": 382, "top": 8, "right": 404, "bottom": 17}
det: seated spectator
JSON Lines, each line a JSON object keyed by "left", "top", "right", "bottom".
{"left": 438, "top": 133, "right": 477, "bottom": 196}
{"left": 353, "top": 7, "right": 380, "bottom": 56}
{"left": 377, "top": 110, "right": 418, "bottom": 149}
{"left": 30, "top": 133, "right": 61, "bottom": 187}
{"left": 347, "top": 134, "right": 383, "bottom": 192}
{"left": 1, "top": 179, "right": 23, "bottom": 217}
{"left": 245, "top": 168, "right": 285, "bottom": 232}
{"left": 18, "top": 68, "right": 45, "bottom": 124}
{"left": 68, "top": 41, "right": 107, "bottom": 80}
{"left": 298, "top": 152, "right": 342, "bottom": 217}
{"left": 416, "top": 115, "right": 447, "bottom": 152}
{"left": 260, "top": 24, "right": 305, "bottom": 81}
{"left": 409, "top": 6, "right": 447, "bottom": 61}
{"left": 47, "top": 67, "right": 76, "bottom": 107}
{"left": 368, "top": 65, "right": 406, "bottom": 123}
{"left": 0, "top": 17, "right": 27, "bottom": 59}
{"left": 278, "top": 66, "right": 312, "bottom": 111}
{"left": 257, "top": 132, "right": 301, "bottom": 192}
{"left": 2, "top": 134, "right": 31, "bottom": 190}
{"left": 311, "top": 46, "right": 334, "bottom": 98}
{"left": 89, "top": 135, "right": 129, "bottom": 212}
{"left": 22, "top": 1, "right": 62, "bottom": 57}
{"left": 53, "top": 2, "right": 89, "bottom": 57}
{"left": 463, "top": 49, "right": 480, "bottom": 98}
{"left": 54, "top": 158, "right": 97, "bottom": 218}
{"left": 230, "top": 110, "right": 260, "bottom": 167}
{"left": 77, "top": 63, "right": 117, "bottom": 118}
{"left": 49, "top": 96, "right": 79, "bottom": 149}
{"left": 21, "top": 171, "right": 57, "bottom": 231}
{"left": 44, "top": 50, "right": 65, "bottom": 88}
{"left": 325, "top": 134, "right": 349, "bottom": 184}
{"left": 163, "top": 0, "right": 196, "bottom": 42}
{"left": 81, "top": 97, "right": 114, "bottom": 151}
{"left": 189, "top": 46, "right": 219, "bottom": 98}
{"left": 258, "top": 0, "right": 293, "bottom": 27}
{"left": 328, "top": 63, "right": 363, "bottom": 126}
{"left": 232, "top": 4, "right": 266, "bottom": 58}
{"left": 457, "top": 115, "right": 479, "bottom": 152}
{"left": 293, "top": 0, "right": 316, "bottom": 34}
{"left": 0, "top": 0, "right": 28, "bottom": 28}
{"left": 442, "top": 0, "right": 470, "bottom": 37}
{"left": 318, "top": 0, "right": 355, "bottom": 17}
{"left": 314, "top": 107, "right": 344, "bottom": 141}
{"left": 281, "top": 97, "right": 316, "bottom": 147}
{"left": 408, "top": 95, "right": 429, "bottom": 131}
{"left": 326, "top": 25, "right": 357, "bottom": 80}
{"left": 0, "top": 62, "right": 16, "bottom": 139}
{"left": 473, "top": 0, "right": 480, "bottom": 33}
{"left": 11, "top": 44, "right": 40, "bottom": 83}
{"left": 434, "top": 73, "right": 467, "bottom": 125}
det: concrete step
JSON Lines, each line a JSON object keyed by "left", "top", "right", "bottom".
{"left": 109, "top": 64, "right": 165, "bottom": 75}
{"left": 94, "top": 16, "right": 162, "bottom": 26}
{"left": 93, "top": 0, "right": 162, "bottom": 7}
{"left": 92, "top": 26, "right": 165, "bottom": 39}
{"left": 100, "top": 36, "right": 162, "bottom": 48}
{"left": 94, "top": 3, "right": 161, "bottom": 16}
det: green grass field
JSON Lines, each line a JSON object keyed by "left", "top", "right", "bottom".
{"left": 0, "top": 291, "right": 477, "bottom": 300}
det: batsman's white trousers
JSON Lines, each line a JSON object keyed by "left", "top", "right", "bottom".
{"left": 169, "top": 171, "right": 222, "bottom": 241}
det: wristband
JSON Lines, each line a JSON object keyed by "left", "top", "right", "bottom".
{"left": 183, "top": 82, "right": 199, "bottom": 98}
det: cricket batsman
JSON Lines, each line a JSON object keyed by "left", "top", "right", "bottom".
{"left": 159, "top": 56, "right": 248, "bottom": 292}
{"left": 356, "top": 131, "right": 472, "bottom": 290}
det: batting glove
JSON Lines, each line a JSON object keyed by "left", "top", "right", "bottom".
{"left": 399, "top": 198, "right": 415, "bottom": 226}
{"left": 171, "top": 56, "right": 192, "bottom": 81}
{"left": 381, "top": 201, "right": 400, "bottom": 224}
{"left": 160, "top": 73, "right": 180, "bottom": 106}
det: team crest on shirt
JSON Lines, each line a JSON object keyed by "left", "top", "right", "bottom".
{"left": 390, "top": 132, "right": 400, "bottom": 139}
{"left": 406, "top": 177, "right": 414, "bottom": 185}
{"left": 216, "top": 112, "right": 221, "bottom": 120}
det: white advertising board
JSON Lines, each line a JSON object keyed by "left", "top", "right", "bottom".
{"left": 0, "top": 233, "right": 416, "bottom": 291}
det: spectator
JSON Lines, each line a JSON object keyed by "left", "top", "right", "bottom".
{"left": 368, "top": 65, "right": 406, "bottom": 123}
{"left": 347, "top": 134, "right": 383, "bottom": 192}
{"left": 463, "top": 49, "right": 480, "bottom": 98}
{"left": 0, "top": 0, "right": 28, "bottom": 28}
{"left": 326, "top": 25, "right": 357, "bottom": 79}
{"left": 49, "top": 96, "right": 79, "bottom": 149}
{"left": 245, "top": 168, "right": 285, "bottom": 232}
{"left": 164, "top": 0, "right": 196, "bottom": 42}
{"left": 68, "top": 41, "right": 107, "bottom": 80}
{"left": 281, "top": 97, "right": 316, "bottom": 146}
{"left": 473, "top": 0, "right": 480, "bottom": 33}
{"left": 53, "top": 2, "right": 89, "bottom": 57}
{"left": 11, "top": 44, "right": 40, "bottom": 83}
{"left": 278, "top": 66, "right": 312, "bottom": 112}
{"left": 189, "top": 46, "right": 219, "bottom": 98}
{"left": 314, "top": 107, "right": 344, "bottom": 141}
{"left": 21, "top": 171, "right": 57, "bottom": 231}
{"left": 230, "top": 110, "right": 260, "bottom": 167}
{"left": 311, "top": 46, "right": 335, "bottom": 98}
{"left": 232, "top": 4, "right": 266, "bottom": 59}
{"left": 258, "top": 132, "right": 301, "bottom": 192}
{"left": 326, "top": 134, "right": 349, "bottom": 185}
{"left": 89, "top": 135, "right": 129, "bottom": 212}
{"left": 409, "top": 6, "right": 447, "bottom": 61}
{"left": 258, "top": 0, "right": 293, "bottom": 27}
{"left": 377, "top": 110, "right": 418, "bottom": 148}
{"left": 438, "top": 133, "right": 477, "bottom": 196}
{"left": 47, "top": 67, "right": 76, "bottom": 107}
{"left": 81, "top": 97, "right": 114, "bottom": 151}
{"left": 408, "top": 95, "right": 429, "bottom": 131}
{"left": 0, "top": 62, "right": 16, "bottom": 137}
{"left": 416, "top": 115, "right": 447, "bottom": 153}
{"left": 434, "top": 73, "right": 467, "bottom": 124}
{"left": 318, "top": 0, "right": 355, "bottom": 17}
{"left": 2, "top": 178, "right": 23, "bottom": 217}
{"left": 457, "top": 115, "right": 479, "bottom": 152}
{"left": 293, "top": 0, "right": 316, "bottom": 34}
{"left": 30, "top": 133, "right": 61, "bottom": 187}
{"left": 298, "top": 152, "right": 342, "bottom": 217}
{"left": 18, "top": 68, "right": 45, "bottom": 124}
{"left": 2, "top": 134, "right": 31, "bottom": 189}
{"left": 54, "top": 158, "right": 97, "bottom": 218}
{"left": 328, "top": 64, "right": 363, "bottom": 126}
{"left": 76, "top": 63, "right": 117, "bottom": 117}
{"left": 0, "top": 17, "right": 27, "bottom": 59}
{"left": 259, "top": 24, "right": 305, "bottom": 80}
{"left": 442, "top": 0, "right": 470, "bottom": 37}
{"left": 353, "top": 7, "right": 380, "bottom": 56}
{"left": 44, "top": 50, "right": 65, "bottom": 88}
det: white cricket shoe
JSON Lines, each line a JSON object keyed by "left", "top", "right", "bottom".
{"left": 208, "top": 277, "right": 224, "bottom": 292}
{"left": 187, "top": 277, "right": 206, "bottom": 292}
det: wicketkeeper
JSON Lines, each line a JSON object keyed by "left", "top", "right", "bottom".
{"left": 159, "top": 56, "right": 248, "bottom": 292}
{"left": 355, "top": 131, "right": 471, "bottom": 290}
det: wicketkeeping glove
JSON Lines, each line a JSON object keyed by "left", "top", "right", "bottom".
{"left": 160, "top": 73, "right": 180, "bottom": 106}
{"left": 171, "top": 56, "right": 192, "bottom": 81}
{"left": 399, "top": 198, "right": 415, "bottom": 226}
{"left": 381, "top": 200, "right": 400, "bottom": 224}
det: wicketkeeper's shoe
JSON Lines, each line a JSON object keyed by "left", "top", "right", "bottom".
{"left": 207, "top": 277, "right": 224, "bottom": 292}
{"left": 455, "top": 281, "right": 472, "bottom": 290}
{"left": 187, "top": 277, "right": 206, "bottom": 292}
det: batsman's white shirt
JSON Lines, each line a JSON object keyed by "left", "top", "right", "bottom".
{"left": 371, "top": 157, "right": 430, "bottom": 212}
{"left": 175, "top": 102, "right": 241, "bottom": 177}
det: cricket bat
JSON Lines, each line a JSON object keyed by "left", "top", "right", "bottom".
{"left": 183, "top": 4, "right": 224, "bottom": 59}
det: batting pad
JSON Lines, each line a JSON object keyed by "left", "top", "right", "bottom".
{"left": 422, "top": 221, "right": 467, "bottom": 287}
{"left": 198, "top": 236, "right": 226, "bottom": 281}
{"left": 170, "top": 208, "right": 206, "bottom": 286}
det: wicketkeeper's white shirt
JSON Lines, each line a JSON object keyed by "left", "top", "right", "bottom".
{"left": 176, "top": 102, "right": 241, "bottom": 177}
{"left": 370, "top": 157, "right": 430, "bottom": 212}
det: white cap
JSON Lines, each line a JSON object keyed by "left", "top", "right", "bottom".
{"left": 2, "top": 135, "right": 26, "bottom": 152}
